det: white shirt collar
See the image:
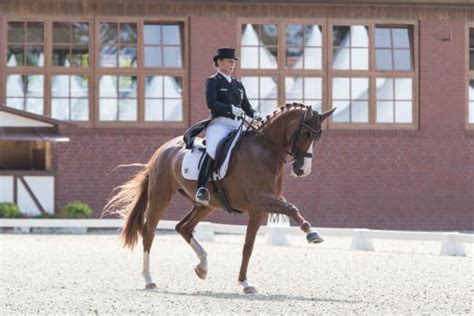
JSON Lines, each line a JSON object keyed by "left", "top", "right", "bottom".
{"left": 218, "top": 71, "right": 232, "bottom": 83}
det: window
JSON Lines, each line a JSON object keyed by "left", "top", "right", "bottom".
{"left": 239, "top": 22, "right": 324, "bottom": 115}
{"left": 97, "top": 21, "right": 185, "bottom": 123}
{"left": 239, "top": 21, "right": 416, "bottom": 128}
{"left": 330, "top": 23, "right": 415, "bottom": 126}
{"left": 6, "top": 75, "right": 44, "bottom": 115}
{"left": 7, "top": 21, "right": 44, "bottom": 67}
{"left": 51, "top": 75, "right": 89, "bottom": 120}
{"left": 52, "top": 22, "right": 89, "bottom": 67}
{"left": 469, "top": 27, "right": 474, "bottom": 126}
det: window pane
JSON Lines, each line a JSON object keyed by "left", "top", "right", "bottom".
{"left": 100, "top": 23, "right": 117, "bottom": 45}
{"left": 100, "top": 46, "right": 117, "bottom": 67}
{"left": 145, "top": 47, "right": 162, "bottom": 67}
{"left": 351, "top": 25, "right": 369, "bottom": 47}
{"left": 71, "top": 75, "right": 88, "bottom": 97}
{"left": 332, "top": 101, "right": 350, "bottom": 122}
{"left": 25, "top": 98, "right": 44, "bottom": 115}
{"left": 469, "top": 80, "right": 474, "bottom": 101}
{"left": 26, "top": 47, "right": 44, "bottom": 66}
{"left": 286, "top": 46, "right": 303, "bottom": 69}
{"left": 71, "top": 47, "right": 89, "bottom": 67}
{"left": 7, "top": 47, "right": 24, "bottom": 66}
{"left": 100, "top": 76, "right": 117, "bottom": 98}
{"left": 395, "top": 78, "right": 412, "bottom": 100}
{"left": 304, "top": 48, "right": 322, "bottom": 70}
{"left": 333, "top": 26, "right": 350, "bottom": 47}
{"left": 163, "top": 46, "right": 182, "bottom": 68}
{"left": 118, "top": 99, "right": 137, "bottom": 121}
{"left": 259, "top": 99, "right": 278, "bottom": 116}
{"left": 241, "top": 47, "right": 259, "bottom": 69}
{"left": 8, "top": 22, "right": 24, "bottom": 42}
{"left": 145, "top": 99, "right": 163, "bottom": 121}
{"left": 469, "top": 102, "right": 474, "bottom": 123}
{"left": 376, "top": 78, "right": 394, "bottom": 100}
{"left": 164, "top": 99, "right": 183, "bottom": 121}
{"left": 377, "top": 101, "right": 394, "bottom": 122}
{"left": 304, "top": 77, "right": 322, "bottom": 100}
{"left": 306, "top": 25, "right": 322, "bottom": 46}
{"left": 470, "top": 50, "right": 474, "bottom": 71}
{"left": 119, "top": 76, "right": 137, "bottom": 97}
{"left": 27, "top": 22, "right": 43, "bottom": 42}
{"left": 241, "top": 77, "right": 259, "bottom": 99}
{"left": 307, "top": 100, "right": 322, "bottom": 113}
{"left": 286, "top": 24, "right": 304, "bottom": 46}
{"left": 260, "top": 76, "right": 278, "bottom": 99}
{"left": 53, "top": 22, "right": 69, "bottom": 43}
{"left": 395, "top": 101, "right": 412, "bottom": 123}
{"left": 100, "top": 99, "right": 117, "bottom": 121}
{"left": 51, "top": 98, "right": 69, "bottom": 120}
{"left": 26, "top": 75, "right": 44, "bottom": 97}
{"left": 352, "top": 101, "right": 368, "bottom": 122}
{"left": 394, "top": 50, "right": 411, "bottom": 70}
{"left": 470, "top": 28, "right": 474, "bottom": 49}
{"left": 162, "top": 25, "right": 180, "bottom": 45}
{"left": 6, "top": 74, "right": 25, "bottom": 97}
{"left": 376, "top": 49, "right": 393, "bottom": 70}
{"left": 333, "top": 78, "right": 350, "bottom": 99}
{"left": 261, "top": 24, "right": 278, "bottom": 46}
{"left": 375, "top": 28, "right": 391, "bottom": 48}
{"left": 144, "top": 24, "right": 161, "bottom": 45}
{"left": 51, "top": 75, "right": 69, "bottom": 97}
{"left": 72, "top": 22, "right": 89, "bottom": 45}
{"left": 351, "top": 48, "right": 368, "bottom": 70}
{"left": 285, "top": 77, "right": 303, "bottom": 99}
{"left": 145, "top": 76, "right": 163, "bottom": 98}
{"left": 352, "top": 78, "right": 369, "bottom": 100}
{"left": 71, "top": 98, "right": 89, "bottom": 121}
{"left": 6, "top": 98, "right": 24, "bottom": 110}
{"left": 53, "top": 47, "right": 69, "bottom": 66}
{"left": 164, "top": 76, "right": 182, "bottom": 98}
{"left": 333, "top": 48, "right": 350, "bottom": 70}
{"left": 393, "top": 28, "right": 410, "bottom": 48}
{"left": 260, "top": 46, "right": 278, "bottom": 69}
{"left": 119, "top": 23, "right": 137, "bottom": 44}
{"left": 119, "top": 47, "right": 137, "bottom": 68}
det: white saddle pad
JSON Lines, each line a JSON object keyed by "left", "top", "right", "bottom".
{"left": 181, "top": 128, "right": 243, "bottom": 181}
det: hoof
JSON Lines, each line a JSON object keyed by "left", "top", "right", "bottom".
{"left": 243, "top": 286, "right": 257, "bottom": 294}
{"left": 306, "top": 231, "right": 324, "bottom": 244}
{"left": 194, "top": 265, "right": 207, "bottom": 280}
{"left": 145, "top": 283, "right": 157, "bottom": 290}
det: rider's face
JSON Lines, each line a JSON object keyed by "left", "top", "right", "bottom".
{"left": 217, "top": 58, "right": 237, "bottom": 75}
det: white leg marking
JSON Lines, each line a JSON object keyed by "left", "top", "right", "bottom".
{"left": 190, "top": 237, "right": 208, "bottom": 270}
{"left": 301, "top": 142, "right": 313, "bottom": 176}
{"left": 142, "top": 252, "right": 154, "bottom": 285}
{"left": 239, "top": 279, "right": 254, "bottom": 288}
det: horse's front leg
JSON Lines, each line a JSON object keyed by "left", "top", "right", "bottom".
{"left": 238, "top": 211, "right": 266, "bottom": 294}
{"left": 259, "top": 194, "right": 323, "bottom": 244}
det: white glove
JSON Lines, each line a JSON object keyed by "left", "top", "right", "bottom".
{"left": 231, "top": 105, "right": 245, "bottom": 118}
{"left": 253, "top": 112, "right": 264, "bottom": 121}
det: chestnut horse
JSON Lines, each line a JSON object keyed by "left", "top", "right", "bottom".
{"left": 104, "top": 103, "right": 335, "bottom": 294}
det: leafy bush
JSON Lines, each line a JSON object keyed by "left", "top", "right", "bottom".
{"left": 65, "top": 201, "right": 92, "bottom": 218}
{"left": 0, "top": 202, "right": 23, "bottom": 218}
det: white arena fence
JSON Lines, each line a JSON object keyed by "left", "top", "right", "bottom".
{"left": 0, "top": 217, "right": 472, "bottom": 257}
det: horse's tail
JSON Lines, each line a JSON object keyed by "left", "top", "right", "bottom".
{"left": 103, "top": 165, "right": 149, "bottom": 249}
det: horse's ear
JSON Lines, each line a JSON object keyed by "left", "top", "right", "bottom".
{"left": 304, "top": 106, "right": 313, "bottom": 121}
{"left": 318, "top": 107, "right": 336, "bottom": 122}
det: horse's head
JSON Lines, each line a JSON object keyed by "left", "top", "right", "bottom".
{"left": 290, "top": 106, "right": 335, "bottom": 177}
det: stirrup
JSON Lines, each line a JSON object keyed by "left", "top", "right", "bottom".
{"left": 195, "top": 187, "right": 210, "bottom": 205}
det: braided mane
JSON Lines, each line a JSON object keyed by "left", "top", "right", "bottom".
{"left": 257, "top": 102, "right": 309, "bottom": 130}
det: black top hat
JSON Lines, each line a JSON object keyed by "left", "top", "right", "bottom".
{"left": 213, "top": 48, "right": 239, "bottom": 62}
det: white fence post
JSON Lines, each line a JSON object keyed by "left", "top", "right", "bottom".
{"left": 266, "top": 214, "right": 291, "bottom": 246}
{"left": 440, "top": 232, "right": 466, "bottom": 256}
{"left": 350, "top": 228, "right": 374, "bottom": 251}
{"left": 194, "top": 222, "right": 215, "bottom": 242}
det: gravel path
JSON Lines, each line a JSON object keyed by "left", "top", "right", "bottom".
{"left": 1, "top": 232, "right": 473, "bottom": 315}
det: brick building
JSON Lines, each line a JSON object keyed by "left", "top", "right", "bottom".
{"left": 0, "top": 0, "right": 472, "bottom": 230}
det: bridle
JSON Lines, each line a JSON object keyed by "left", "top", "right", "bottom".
{"left": 242, "top": 112, "right": 322, "bottom": 165}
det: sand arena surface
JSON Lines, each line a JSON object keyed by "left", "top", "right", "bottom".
{"left": 0, "top": 233, "right": 473, "bottom": 315}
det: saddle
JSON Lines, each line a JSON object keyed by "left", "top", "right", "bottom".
{"left": 182, "top": 119, "right": 245, "bottom": 215}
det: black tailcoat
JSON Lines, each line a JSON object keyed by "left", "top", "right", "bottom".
{"left": 205, "top": 72, "right": 256, "bottom": 119}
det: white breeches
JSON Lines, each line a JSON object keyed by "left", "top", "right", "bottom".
{"left": 205, "top": 117, "right": 242, "bottom": 159}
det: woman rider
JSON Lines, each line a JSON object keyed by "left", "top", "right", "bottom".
{"left": 195, "top": 48, "right": 263, "bottom": 204}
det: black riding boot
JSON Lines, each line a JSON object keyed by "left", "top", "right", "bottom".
{"left": 195, "top": 154, "right": 214, "bottom": 204}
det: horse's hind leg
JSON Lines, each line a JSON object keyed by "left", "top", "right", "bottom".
{"left": 175, "top": 205, "right": 214, "bottom": 280}
{"left": 142, "top": 188, "right": 174, "bottom": 289}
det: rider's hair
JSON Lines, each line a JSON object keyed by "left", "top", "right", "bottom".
{"left": 214, "top": 58, "right": 221, "bottom": 68}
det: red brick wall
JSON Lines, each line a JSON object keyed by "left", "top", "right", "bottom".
{"left": 55, "top": 17, "right": 473, "bottom": 231}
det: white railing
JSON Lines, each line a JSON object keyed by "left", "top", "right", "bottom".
{"left": 0, "top": 218, "right": 472, "bottom": 256}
